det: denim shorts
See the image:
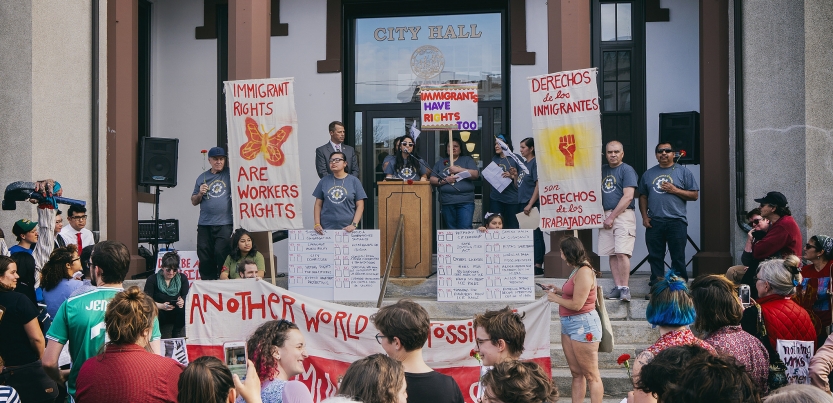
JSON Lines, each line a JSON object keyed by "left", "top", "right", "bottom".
{"left": 560, "top": 310, "right": 602, "bottom": 343}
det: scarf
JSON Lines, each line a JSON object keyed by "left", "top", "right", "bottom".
{"left": 156, "top": 270, "right": 181, "bottom": 297}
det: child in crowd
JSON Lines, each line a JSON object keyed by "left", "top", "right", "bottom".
{"left": 478, "top": 213, "right": 504, "bottom": 232}
{"left": 371, "top": 300, "right": 464, "bottom": 403}
{"left": 472, "top": 307, "right": 526, "bottom": 366}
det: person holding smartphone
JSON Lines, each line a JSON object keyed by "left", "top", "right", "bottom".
{"left": 242, "top": 320, "right": 313, "bottom": 403}
{"left": 144, "top": 251, "right": 189, "bottom": 339}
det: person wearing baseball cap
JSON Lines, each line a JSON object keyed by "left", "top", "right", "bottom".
{"left": 191, "top": 146, "right": 233, "bottom": 280}
{"left": 10, "top": 219, "right": 38, "bottom": 255}
{"left": 739, "top": 191, "right": 803, "bottom": 297}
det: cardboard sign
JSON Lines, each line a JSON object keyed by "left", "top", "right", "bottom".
{"left": 776, "top": 339, "right": 813, "bottom": 385}
{"left": 436, "top": 230, "right": 535, "bottom": 301}
{"left": 288, "top": 230, "right": 380, "bottom": 301}
{"left": 185, "top": 280, "right": 552, "bottom": 403}
{"left": 420, "top": 84, "right": 479, "bottom": 130}
{"left": 527, "top": 69, "right": 604, "bottom": 230}
{"left": 224, "top": 78, "right": 304, "bottom": 231}
{"left": 155, "top": 251, "right": 201, "bottom": 284}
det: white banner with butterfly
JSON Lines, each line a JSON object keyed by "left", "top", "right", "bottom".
{"left": 224, "top": 78, "right": 304, "bottom": 231}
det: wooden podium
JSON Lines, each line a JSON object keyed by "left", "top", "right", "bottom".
{"left": 378, "top": 181, "right": 432, "bottom": 277}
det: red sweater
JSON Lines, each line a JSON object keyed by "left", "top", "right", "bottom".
{"left": 76, "top": 344, "right": 183, "bottom": 403}
{"left": 752, "top": 215, "right": 802, "bottom": 260}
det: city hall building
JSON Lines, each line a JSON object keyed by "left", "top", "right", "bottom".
{"left": 1, "top": 0, "right": 830, "bottom": 276}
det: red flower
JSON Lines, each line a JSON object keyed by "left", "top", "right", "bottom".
{"left": 470, "top": 349, "right": 476, "bottom": 357}
{"left": 200, "top": 149, "right": 208, "bottom": 154}
{"left": 617, "top": 354, "right": 631, "bottom": 365}
{"left": 407, "top": 179, "right": 414, "bottom": 185}
{"left": 585, "top": 333, "right": 593, "bottom": 342}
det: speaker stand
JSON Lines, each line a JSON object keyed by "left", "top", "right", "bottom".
{"left": 153, "top": 185, "right": 162, "bottom": 256}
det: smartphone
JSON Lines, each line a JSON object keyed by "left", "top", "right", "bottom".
{"left": 739, "top": 284, "right": 751, "bottom": 308}
{"left": 536, "top": 283, "right": 549, "bottom": 290}
{"left": 223, "top": 341, "right": 248, "bottom": 380}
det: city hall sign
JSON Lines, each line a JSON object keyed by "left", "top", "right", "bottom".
{"left": 373, "top": 24, "right": 484, "bottom": 41}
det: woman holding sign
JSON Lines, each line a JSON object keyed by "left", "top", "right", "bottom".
{"left": 313, "top": 152, "right": 367, "bottom": 234}
{"left": 488, "top": 134, "right": 520, "bottom": 229}
{"left": 430, "top": 137, "right": 480, "bottom": 230}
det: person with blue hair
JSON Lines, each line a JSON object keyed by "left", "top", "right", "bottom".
{"left": 628, "top": 272, "right": 715, "bottom": 403}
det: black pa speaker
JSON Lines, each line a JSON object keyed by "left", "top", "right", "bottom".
{"left": 139, "top": 137, "right": 179, "bottom": 187}
{"left": 659, "top": 111, "right": 700, "bottom": 165}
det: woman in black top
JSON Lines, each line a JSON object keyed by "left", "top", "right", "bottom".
{"left": 0, "top": 255, "right": 59, "bottom": 403}
{"left": 143, "top": 251, "right": 189, "bottom": 338}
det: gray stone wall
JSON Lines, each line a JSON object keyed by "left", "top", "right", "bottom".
{"left": 730, "top": 0, "right": 832, "bottom": 259}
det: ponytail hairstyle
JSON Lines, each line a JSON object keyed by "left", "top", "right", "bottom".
{"left": 520, "top": 137, "right": 535, "bottom": 156}
{"left": 559, "top": 236, "right": 595, "bottom": 274}
{"left": 758, "top": 256, "right": 802, "bottom": 296}
{"left": 104, "top": 286, "right": 157, "bottom": 348}
{"left": 647, "top": 272, "right": 696, "bottom": 327}
{"left": 178, "top": 356, "right": 234, "bottom": 403}
{"left": 41, "top": 245, "right": 79, "bottom": 291}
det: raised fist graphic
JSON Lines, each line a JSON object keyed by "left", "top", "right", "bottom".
{"left": 559, "top": 134, "right": 576, "bottom": 167}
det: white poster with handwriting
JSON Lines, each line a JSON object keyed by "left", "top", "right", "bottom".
{"left": 288, "top": 230, "right": 380, "bottom": 301}
{"left": 436, "top": 230, "right": 534, "bottom": 301}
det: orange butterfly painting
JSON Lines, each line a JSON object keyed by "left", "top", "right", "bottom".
{"left": 240, "top": 117, "right": 292, "bottom": 166}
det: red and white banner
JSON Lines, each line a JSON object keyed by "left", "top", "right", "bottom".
{"left": 528, "top": 69, "right": 604, "bottom": 230}
{"left": 420, "top": 84, "right": 479, "bottom": 130}
{"left": 224, "top": 78, "right": 303, "bottom": 231}
{"left": 185, "top": 280, "right": 552, "bottom": 403}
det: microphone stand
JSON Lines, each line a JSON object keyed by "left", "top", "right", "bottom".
{"left": 403, "top": 149, "right": 462, "bottom": 193}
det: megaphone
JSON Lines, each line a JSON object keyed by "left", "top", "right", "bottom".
{"left": 2, "top": 181, "right": 86, "bottom": 210}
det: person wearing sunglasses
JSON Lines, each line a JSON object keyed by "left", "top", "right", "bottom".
{"left": 738, "top": 191, "right": 802, "bottom": 298}
{"left": 143, "top": 250, "right": 189, "bottom": 338}
{"left": 313, "top": 151, "right": 367, "bottom": 235}
{"left": 637, "top": 143, "right": 699, "bottom": 289}
{"left": 384, "top": 134, "right": 427, "bottom": 181}
{"left": 726, "top": 208, "right": 771, "bottom": 284}
{"left": 794, "top": 235, "right": 833, "bottom": 347}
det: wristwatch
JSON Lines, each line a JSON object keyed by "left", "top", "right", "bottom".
{"left": 351, "top": 222, "right": 358, "bottom": 227}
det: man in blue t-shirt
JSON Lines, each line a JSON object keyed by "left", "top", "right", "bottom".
{"left": 599, "top": 141, "right": 638, "bottom": 302}
{"left": 191, "top": 147, "right": 233, "bottom": 280}
{"left": 638, "top": 143, "right": 699, "bottom": 287}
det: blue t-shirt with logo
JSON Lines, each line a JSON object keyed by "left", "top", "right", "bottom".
{"left": 192, "top": 168, "right": 233, "bottom": 226}
{"left": 312, "top": 174, "right": 368, "bottom": 229}
{"left": 384, "top": 157, "right": 427, "bottom": 180}
{"left": 489, "top": 154, "right": 520, "bottom": 204}
{"left": 517, "top": 157, "right": 538, "bottom": 204}
{"left": 431, "top": 156, "right": 477, "bottom": 205}
{"left": 601, "top": 163, "right": 638, "bottom": 210}
{"left": 637, "top": 164, "right": 699, "bottom": 223}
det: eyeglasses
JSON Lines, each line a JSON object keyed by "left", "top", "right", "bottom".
{"left": 71, "top": 257, "right": 81, "bottom": 263}
{"left": 750, "top": 219, "right": 761, "bottom": 226}
{"left": 329, "top": 158, "right": 344, "bottom": 163}
{"left": 474, "top": 337, "right": 494, "bottom": 346}
{"left": 401, "top": 142, "right": 414, "bottom": 147}
{"left": 805, "top": 243, "right": 819, "bottom": 251}
{"left": 375, "top": 333, "right": 387, "bottom": 344}
{"left": 656, "top": 149, "right": 674, "bottom": 154}
{"left": 69, "top": 215, "right": 88, "bottom": 220}
{"left": 164, "top": 267, "right": 179, "bottom": 272}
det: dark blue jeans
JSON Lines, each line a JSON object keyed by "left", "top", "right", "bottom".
{"left": 441, "top": 202, "right": 475, "bottom": 229}
{"left": 645, "top": 218, "right": 688, "bottom": 284}
{"left": 489, "top": 200, "right": 520, "bottom": 229}
{"left": 197, "top": 224, "right": 233, "bottom": 280}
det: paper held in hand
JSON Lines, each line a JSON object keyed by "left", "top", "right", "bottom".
{"left": 482, "top": 162, "right": 512, "bottom": 193}
{"left": 516, "top": 207, "right": 540, "bottom": 230}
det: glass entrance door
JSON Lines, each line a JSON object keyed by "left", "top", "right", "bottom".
{"left": 358, "top": 107, "right": 502, "bottom": 230}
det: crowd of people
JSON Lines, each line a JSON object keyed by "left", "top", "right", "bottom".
{"left": 1, "top": 127, "right": 832, "bottom": 403}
